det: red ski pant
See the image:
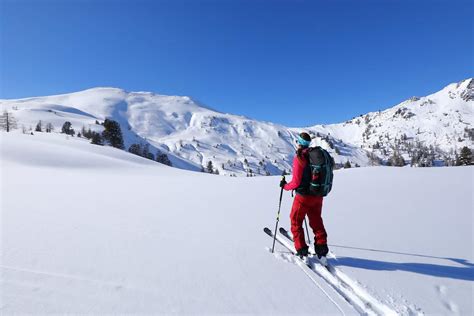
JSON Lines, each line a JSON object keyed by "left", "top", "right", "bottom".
{"left": 290, "top": 194, "right": 327, "bottom": 251}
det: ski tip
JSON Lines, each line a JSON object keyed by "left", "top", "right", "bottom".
{"left": 263, "top": 227, "right": 272, "bottom": 234}
{"left": 279, "top": 227, "right": 287, "bottom": 234}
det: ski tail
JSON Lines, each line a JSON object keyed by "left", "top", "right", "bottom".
{"left": 279, "top": 227, "right": 292, "bottom": 240}
{"left": 263, "top": 227, "right": 272, "bottom": 237}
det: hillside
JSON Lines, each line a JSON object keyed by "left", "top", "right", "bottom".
{"left": 1, "top": 132, "right": 472, "bottom": 314}
{"left": 306, "top": 78, "right": 474, "bottom": 166}
{"left": 1, "top": 79, "right": 472, "bottom": 175}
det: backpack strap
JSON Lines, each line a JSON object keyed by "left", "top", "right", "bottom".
{"left": 320, "top": 149, "right": 332, "bottom": 190}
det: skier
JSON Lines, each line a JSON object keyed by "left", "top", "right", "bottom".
{"left": 280, "top": 132, "right": 329, "bottom": 259}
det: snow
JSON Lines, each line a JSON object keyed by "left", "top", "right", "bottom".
{"left": 1, "top": 132, "right": 472, "bottom": 314}
{"left": 309, "top": 78, "right": 474, "bottom": 158}
{"left": 1, "top": 79, "right": 472, "bottom": 175}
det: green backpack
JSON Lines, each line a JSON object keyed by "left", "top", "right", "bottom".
{"left": 307, "top": 146, "right": 335, "bottom": 197}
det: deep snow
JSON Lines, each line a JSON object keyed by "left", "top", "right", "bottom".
{"left": 1, "top": 132, "right": 473, "bottom": 314}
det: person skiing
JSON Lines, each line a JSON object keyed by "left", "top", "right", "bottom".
{"left": 280, "top": 132, "right": 329, "bottom": 259}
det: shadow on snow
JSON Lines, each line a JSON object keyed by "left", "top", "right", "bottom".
{"left": 329, "top": 244, "right": 473, "bottom": 281}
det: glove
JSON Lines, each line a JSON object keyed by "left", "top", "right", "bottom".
{"left": 279, "top": 178, "right": 287, "bottom": 188}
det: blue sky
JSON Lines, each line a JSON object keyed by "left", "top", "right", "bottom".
{"left": 1, "top": 0, "right": 472, "bottom": 126}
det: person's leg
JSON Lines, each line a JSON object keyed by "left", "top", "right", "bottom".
{"left": 290, "top": 195, "right": 308, "bottom": 252}
{"left": 307, "top": 197, "right": 328, "bottom": 256}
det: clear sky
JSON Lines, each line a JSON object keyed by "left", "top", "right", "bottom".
{"left": 1, "top": 0, "right": 472, "bottom": 126}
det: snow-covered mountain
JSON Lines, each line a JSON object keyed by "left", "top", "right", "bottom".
{"left": 0, "top": 88, "right": 368, "bottom": 175}
{"left": 1, "top": 78, "right": 472, "bottom": 175}
{"left": 306, "top": 78, "right": 474, "bottom": 166}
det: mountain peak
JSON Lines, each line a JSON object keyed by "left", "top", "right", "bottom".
{"left": 460, "top": 78, "right": 474, "bottom": 101}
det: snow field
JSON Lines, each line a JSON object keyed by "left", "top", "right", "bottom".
{"left": 1, "top": 132, "right": 473, "bottom": 314}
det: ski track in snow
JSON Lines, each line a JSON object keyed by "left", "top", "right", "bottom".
{"left": 272, "top": 231, "right": 424, "bottom": 316}
{"left": 272, "top": 250, "right": 348, "bottom": 316}
{"left": 271, "top": 234, "right": 376, "bottom": 315}
{"left": 1, "top": 265, "right": 126, "bottom": 289}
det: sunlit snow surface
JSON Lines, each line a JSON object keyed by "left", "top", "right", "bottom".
{"left": 1, "top": 132, "right": 472, "bottom": 314}
{"left": 1, "top": 78, "right": 472, "bottom": 176}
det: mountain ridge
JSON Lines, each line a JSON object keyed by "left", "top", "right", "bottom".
{"left": 1, "top": 78, "right": 472, "bottom": 175}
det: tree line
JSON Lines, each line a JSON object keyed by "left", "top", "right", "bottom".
{"left": 0, "top": 111, "right": 172, "bottom": 167}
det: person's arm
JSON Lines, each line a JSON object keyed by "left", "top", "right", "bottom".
{"left": 283, "top": 156, "right": 305, "bottom": 191}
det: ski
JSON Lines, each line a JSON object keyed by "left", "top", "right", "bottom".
{"left": 264, "top": 227, "right": 374, "bottom": 314}
{"left": 266, "top": 227, "right": 395, "bottom": 315}
{"left": 279, "top": 227, "right": 328, "bottom": 267}
{"left": 278, "top": 226, "right": 292, "bottom": 241}
{"left": 264, "top": 227, "right": 310, "bottom": 265}
{"left": 263, "top": 227, "right": 351, "bottom": 314}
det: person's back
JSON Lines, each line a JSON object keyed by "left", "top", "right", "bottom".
{"left": 280, "top": 132, "right": 329, "bottom": 258}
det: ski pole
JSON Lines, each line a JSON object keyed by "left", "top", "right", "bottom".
{"left": 271, "top": 175, "right": 285, "bottom": 253}
{"left": 304, "top": 217, "right": 310, "bottom": 245}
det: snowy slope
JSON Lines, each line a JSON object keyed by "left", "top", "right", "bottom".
{"left": 0, "top": 87, "right": 310, "bottom": 176}
{"left": 306, "top": 78, "right": 474, "bottom": 164}
{"left": 1, "top": 132, "right": 472, "bottom": 314}
{"left": 1, "top": 79, "right": 472, "bottom": 175}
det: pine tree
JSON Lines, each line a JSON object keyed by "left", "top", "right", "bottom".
{"left": 45, "top": 123, "right": 54, "bottom": 133}
{"left": 35, "top": 120, "right": 43, "bottom": 132}
{"left": 82, "top": 128, "right": 93, "bottom": 139}
{"left": 207, "top": 161, "right": 214, "bottom": 173}
{"left": 458, "top": 147, "right": 473, "bottom": 166}
{"left": 389, "top": 152, "right": 405, "bottom": 167}
{"left": 102, "top": 119, "right": 124, "bottom": 149}
{"left": 156, "top": 153, "right": 172, "bottom": 166}
{"left": 90, "top": 132, "right": 103, "bottom": 145}
{"left": 61, "top": 121, "right": 75, "bottom": 135}
{"left": 344, "top": 161, "right": 351, "bottom": 168}
{"left": 0, "top": 110, "right": 17, "bottom": 132}
{"left": 128, "top": 143, "right": 142, "bottom": 156}
{"left": 465, "top": 127, "right": 474, "bottom": 141}
{"left": 146, "top": 151, "right": 155, "bottom": 161}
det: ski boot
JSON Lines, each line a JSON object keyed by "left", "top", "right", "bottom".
{"left": 314, "top": 243, "right": 328, "bottom": 258}
{"left": 315, "top": 244, "right": 329, "bottom": 266}
{"left": 296, "top": 246, "right": 309, "bottom": 259}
